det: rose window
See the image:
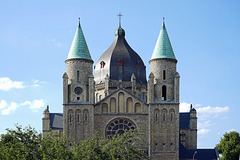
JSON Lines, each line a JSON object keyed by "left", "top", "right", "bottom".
{"left": 106, "top": 118, "right": 136, "bottom": 139}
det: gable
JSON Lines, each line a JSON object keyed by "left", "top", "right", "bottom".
{"left": 94, "top": 88, "right": 148, "bottom": 114}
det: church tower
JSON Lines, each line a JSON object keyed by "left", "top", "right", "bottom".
{"left": 148, "top": 18, "right": 180, "bottom": 159}
{"left": 63, "top": 19, "right": 94, "bottom": 146}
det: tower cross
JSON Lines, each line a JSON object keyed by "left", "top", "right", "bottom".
{"left": 117, "top": 12, "right": 123, "bottom": 28}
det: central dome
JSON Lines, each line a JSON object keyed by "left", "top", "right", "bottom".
{"left": 94, "top": 27, "right": 146, "bottom": 85}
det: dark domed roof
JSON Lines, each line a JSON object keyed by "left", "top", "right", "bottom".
{"left": 94, "top": 27, "right": 147, "bottom": 85}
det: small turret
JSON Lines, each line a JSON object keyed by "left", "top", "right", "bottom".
{"left": 189, "top": 104, "right": 197, "bottom": 149}
{"left": 64, "top": 18, "right": 94, "bottom": 103}
{"left": 149, "top": 18, "right": 179, "bottom": 103}
{"left": 42, "top": 105, "right": 50, "bottom": 136}
{"left": 43, "top": 105, "right": 49, "bottom": 118}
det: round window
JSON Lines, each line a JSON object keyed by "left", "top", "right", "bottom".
{"left": 74, "top": 87, "right": 82, "bottom": 95}
{"left": 106, "top": 118, "right": 136, "bottom": 139}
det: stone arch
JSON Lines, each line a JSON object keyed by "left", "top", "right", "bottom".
{"left": 75, "top": 109, "right": 81, "bottom": 124}
{"left": 102, "top": 103, "right": 108, "bottom": 113}
{"left": 126, "top": 97, "right": 133, "bottom": 113}
{"left": 110, "top": 97, "right": 116, "bottom": 113}
{"left": 118, "top": 92, "right": 124, "bottom": 113}
{"left": 169, "top": 109, "right": 175, "bottom": 123}
{"left": 134, "top": 102, "right": 141, "bottom": 113}
{"left": 154, "top": 108, "right": 160, "bottom": 123}
{"left": 75, "top": 109, "right": 81, "bottom": 143}
{"left": 68, "top": 109, "right": 74, "bottom": 124}
{"left": 67, "top": 109, "right": 74, "bottom": 139}
{"left": 83, "top": 109, "right": 90, "bottom": 140}
{"left": 161, "top": 108, "right": 167, "bottom": 123}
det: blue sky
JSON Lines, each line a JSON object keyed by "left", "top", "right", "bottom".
{"left": 0, "top": 0, "right": 239, "bottom": 148}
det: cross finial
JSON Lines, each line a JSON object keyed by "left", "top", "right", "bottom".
{"left": 117, "top": 12, "right": 123, "bottom": 28}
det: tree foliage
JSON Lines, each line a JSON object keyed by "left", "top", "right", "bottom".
{"left": 216, "top": 131, "right": 240, "bottom": 160}
{"left": 0, "top": 125, "right": 148, "bottom": 160}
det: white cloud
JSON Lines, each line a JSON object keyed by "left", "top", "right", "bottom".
{"left": 0, "top": 99, "right": 45, "bottom": 115}
{"left": 21, "top": 99, "right": 45, "bottom": 111}
{"left": 180, "top": 102, "right": 191, "bottom": 112}
{"left": 0, "top": 77, "right": 24, "bottom": 91}
{"left": 0, "top": 100, "right": 7, "bottom": 109}
{"left": 31, "top": 79, "right": 46, "bottom": 88}
{"left": 198, "top": 129, "right": 211, "bottom": 136}
{"left": 1, "top": 102, "right": 18, "bottom": 115}
{"left": 197, "top": 106, "right": 230, "bottom": 119}
{"left": 198, "top": 120, "right": 215, "bottom": 129}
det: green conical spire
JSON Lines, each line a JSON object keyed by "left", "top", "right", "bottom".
{"left": 151, "top": 18, "right": 176, "bottom": 60}
{"left": 67, "top": 19, "right": 92, "bottom": 61}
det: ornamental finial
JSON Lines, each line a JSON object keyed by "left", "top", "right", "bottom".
{"left": 117, "top": 12, "right": 123, "bottom": 28}
{"left": 78, "top": 17, "right": 80, "bottom": 25}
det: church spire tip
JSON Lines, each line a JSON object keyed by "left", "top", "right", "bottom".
{"left": 78, "top": 17, "right": 80, "bottom": 26}
{"left": 163, "top": 17, "right": 165, "bottom": 27}
{"left": 117, "top": 12, "right": 123, "bottom": 28}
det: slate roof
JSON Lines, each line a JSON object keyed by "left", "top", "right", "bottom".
{"left": 67, "top": 20, "right": 92, "bottom": 61}
{"left": 151, "top": 19, "right": 176, "bottom": 61}
{"left": 179, "top": 112, "right": 190, "bottom": 129}
{"left": 94, "top": 27, "right": 147, "bottom": 85}
{"left": 49, "top": 113, "right": 63, "bottom": 130}
{"left": 179, "top": 142, "right": 219, "bottom": 160}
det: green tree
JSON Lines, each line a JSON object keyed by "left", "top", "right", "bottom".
{"left": 0, "top": 125, "right": 42, "bottom": 160}
{"left": 0, "top": 125, "right": 148, "bottom": 160}
{"left": 72, "top": 130, "right": 148, "bottom": 160}
{"left": 216, "top": 131, "right": 240, "bottom": 160}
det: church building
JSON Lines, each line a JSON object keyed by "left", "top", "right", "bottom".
{"left": 42, "top": 17, "right": 219, "bottom": 160}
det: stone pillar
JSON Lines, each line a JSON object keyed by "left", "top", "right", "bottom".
{"left": 147, "top": 72, "right": 154, "bottom": 103}
{"left": 89, "top": 74, "right": 95, "bottom": 104}
{"left": 174, "top": 72, "right": 180, "bottom": 103}
{"left": 62, "top": 72, "right": 68, "bottom": 104}
{"left": 131, "top": 73, "right": 136, "bottom": 94}
{"left": 105, "top": 74, "right": 109, "bottom": 96}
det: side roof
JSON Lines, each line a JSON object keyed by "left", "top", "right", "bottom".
{"left": 179, "top": 112, "right": 190, "bottom": 129}
{"left": 49, "top": 113, "right": 63, "bottom": 130}
{"left": 179, "top": 142, "right": 219, "bottom": 160}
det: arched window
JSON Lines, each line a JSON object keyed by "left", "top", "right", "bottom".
{"left": 126, "top": 97, "right": 133, "bottom": 113}
{"left": 102, "top": 103, "right": 108, "bottom": 113}
{"left": 77, "top": 71, "right": 80, "bottom": 81}
{"left": 69, "top": 113, "right": 72, "bottom": 123}
{"left": 135, "top": 103, "right": 141, "bottom": 113}
{"left": 163, "top": 70, "right": 166, "bottom": 80}
{"left": 100, "top": 61, "right": 105, "bottom": 68}
{"left": 99, "top": 95, "right": 102, "bottom": 101}
{"left": 162, "top": 85, "right": 167, "bottom": 101}
{"left": 154, "top": 109, "right": 160, "bottom": 123}
{"left": 119, "top": 59, "right": 123, "bottom": 66}
{"left": 77, "top": 113, "right": 80, "bottom": 123}
{"left": 118, "top": 92, "right": 124, "bottom": 113}
{"left": 96, "top": 93, "right": 99, "bottom": 102}
{"left": 110, "top": 98, "right": 116, "bottom": 113}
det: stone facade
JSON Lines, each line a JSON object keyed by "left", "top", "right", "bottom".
{"left": 42, "top": 20, "right": 200, "bottom": 160}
